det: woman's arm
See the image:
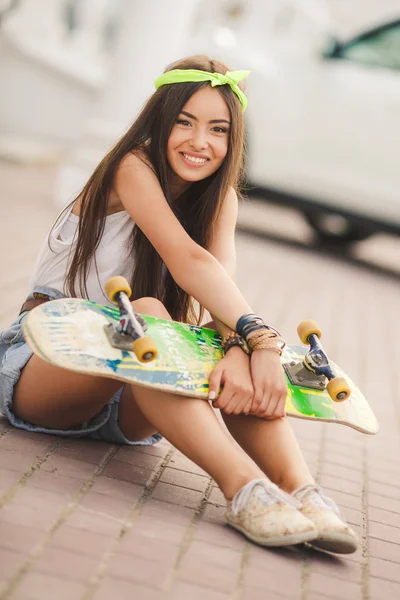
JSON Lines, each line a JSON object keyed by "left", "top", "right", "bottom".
{"left": 206, "top": 186, "right": 239, "bottom": 336}
{"left": 205, "top": 187, "right": 254, "bottom": 413}
{"left": 115, "top": 155, "right": 287, "bottom": 419}
{"left": 115, "top": 154, "right": 251, "bottom": 330}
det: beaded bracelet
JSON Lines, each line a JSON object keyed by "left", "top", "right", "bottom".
{"left": 222, "top": 332, "right": 250, "bottom": 356}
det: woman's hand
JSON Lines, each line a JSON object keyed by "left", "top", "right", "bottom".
{"left": 249, "top": 349, "right": 288, "bottom": 419}
{"left": 208, "top": 347, "right": 254, "bottom": 415}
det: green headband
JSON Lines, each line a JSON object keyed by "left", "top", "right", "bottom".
{"left": 154, "top": 69, "right": 250, "bottom": 112}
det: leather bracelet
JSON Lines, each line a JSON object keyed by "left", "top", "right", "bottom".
{"left": 222, "top": 332, "right": 250, "bottom": 356}
{"left": 236, "top": 312, "right": 282, "bottom": 340}
{"left": 247, "top": 329, "right": 286, "bottom": 355}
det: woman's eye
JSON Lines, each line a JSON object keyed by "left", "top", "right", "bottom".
{"left": 212, "top": 126, "right": 228, "bottom": 133}
{"left": 177, "top": 119, "right": 191, "bottom": 126}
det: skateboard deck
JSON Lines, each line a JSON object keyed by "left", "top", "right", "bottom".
{"left": 22, "top": 298, "right": 379, "bottom": 435}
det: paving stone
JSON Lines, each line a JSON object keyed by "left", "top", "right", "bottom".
{"left": 140, "top": 497, "right": 195, "bottom": 525}
{"left": 50, "top": 525, "right": 115, "bottom": 556}
{"left": 107, "top": 552, "right": 173, "bottom": 589}
{"left": 0, "top": 430, "right": 55, "bottom": 454}
{"left": 102, "top": 457, "right": 155, "bottom": 485}
{"left": 307, "top": 571, "right": 362, "bottom": 599}
{"left": 241, "top": 587, "right": 292, "bottom": 600}
{"left": 0, "top": 468, "right": 20, "bottom": 494}
{"left": 248, "top": 545, "right": 302, "bottom": 571}
{"left": 202, "top": 502, "right": 226, "bottom": 524}
{"left": 208, "top": 485, "right": 226, "bottom": 506}
{"left": 159, "top": 466, "right": 209, "bottom": 492}
{"left": 0, "top": 546, "right": 26, "bottom": 580}
{"left": 114, "top": 446, "right": 162, "bottom": 468}
{"left": 40, "top": 454, "right": 97, "bottom": 480}
{"left": 319, "top": 473, "right": 362, "bottom": 497}
{"left": 168, "top": 453, "right": 208, "bottom": 476}
{"left": 78, "top": 490, "right": 133, "bottom": 519}
{"left": 177, "top": 556, "right": 236, "bottom": 594}
{"left": 368, "top": 493, "right": 400, "bottom": 514}
{"left": 369, "top": 538, "right": 400, "bottom": 563}
{"left": 57, "top": 439, "right": 112, "bottom": 464}
{"left": 151, "top": 481, "right": 203, "bottom": 509}
{"left": 90, "top": 475, "right": 143, "bottom": 502}
{"left": 91, "top": 577, "right": 162, "bottom": 600}
{"left": 369, "top": 556, "right": 400, "bottom": 583}
{"left": 369, "top": 506, "right": 400, "bottom": 529}
{"left": 130, "top": 515, "right": 187, "bottom": 544}
{"left": 0, "top": 448, "right": 41, "bottom": 473}
{"left": 184, "top": 539, "right": 242, "bottom": 570}
{"left": 369, "top": 576, "right": 400, "bottom": 600}
{"left": 33, "top": 546, "right": 99, "bottom": 582}
{"left": 310, "top": 553, "right": 362, "bottom": 584}
{"left": 11, "top": 572, "right": 86, "bottom": 600}
{"left": 369, "top": 520, "right": 400, "bottom": 545}
{"left": 243, "top": 564, "right": 302, "bottom": 597}
{"left": 369, "top": 479, "right": 400, "bottom": 502}
{"left": 168, "top": 581, "right": 230, "bottom": 600}
{"left": 0, "top": 521, "right": 43, "bottom": 554}
{"left": 117, "top": 532, "right": 180, "bottom": 562}
{"left": 65, "top": 506, "right": 123, "bottom": 537}
{"left": 192, "top": 520, "right": 246, "bottom": 551}
{"left": 26, "top": 469, "right": 83, "bottom": 495}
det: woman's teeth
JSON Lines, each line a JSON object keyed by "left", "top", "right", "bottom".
{"left": 182, "top": 153, "right": 208, "bottom": 164}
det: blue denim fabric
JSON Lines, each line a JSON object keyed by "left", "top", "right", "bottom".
{"left": 0, "top": 286, "right": 162, "bottom": 446}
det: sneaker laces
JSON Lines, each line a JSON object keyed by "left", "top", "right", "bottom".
{"left": 293, "top": 484, "right": 340, "bottom": 515}
{"left": 231, "top": 479, "right": 301, "bottom": 517}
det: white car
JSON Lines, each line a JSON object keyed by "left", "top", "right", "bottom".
{"left": 189, "top": 7, "right": 400, "bottom": 244}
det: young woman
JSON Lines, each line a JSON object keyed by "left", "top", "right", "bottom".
{"left": 0, "top": 55, "right": 357, "bottom": 553}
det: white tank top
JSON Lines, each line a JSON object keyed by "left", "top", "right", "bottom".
{"left": 30, "top": 207, "right": 135, "bottom": 306}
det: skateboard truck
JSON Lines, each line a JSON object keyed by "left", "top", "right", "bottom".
{"left": 283, "top": 320, "right": 351, "bottom": 402}
{"left": 103, "top": 276, "right": 158, "bottom": 363}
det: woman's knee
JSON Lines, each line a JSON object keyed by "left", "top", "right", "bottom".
{"left": 131, "top": 297, "right": 171, "bottom": 319}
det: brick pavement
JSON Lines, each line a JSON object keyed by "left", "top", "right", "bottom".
{"left": 1, "top": 161, "right": 400, "bottom": 599}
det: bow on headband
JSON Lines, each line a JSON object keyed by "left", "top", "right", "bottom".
{"left": 154, "top": 69, "right": 250, "bottom": 112}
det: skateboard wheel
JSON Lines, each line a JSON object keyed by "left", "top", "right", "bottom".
{"left": 297, "top": 320, "right": 322, "bottom": 344}
{"left": 105, "top": 276, "right": 132, "bottom": 304}
{"left": 132, "top": 336, "right": 158, "bottom": 363}
{"left": 327, "top": 377, "right": 351, "bottom": 402}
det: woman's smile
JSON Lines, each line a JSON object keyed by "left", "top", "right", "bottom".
{"left": 180, "top": 151, "right": 210, "bottom": 168}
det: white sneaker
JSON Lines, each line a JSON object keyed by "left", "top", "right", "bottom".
{"left": 292, "top": 484, "right": 358, "bottom": 554}
{"left": 225, "top": 479, "right": 318, "bottom": 547}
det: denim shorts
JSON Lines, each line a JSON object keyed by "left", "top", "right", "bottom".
{"left": 0, "top": 286, "right": 162, "bottom": 446}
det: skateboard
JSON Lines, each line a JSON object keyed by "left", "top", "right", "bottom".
{"left": 22, "top": 277, "right": 379, "bottom": 435}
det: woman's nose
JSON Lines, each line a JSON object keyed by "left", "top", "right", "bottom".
{"left": 189, "top": 130, "right": 208, "bottom": 150}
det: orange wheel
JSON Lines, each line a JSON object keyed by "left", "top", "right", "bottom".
{"left": 132, "top": 336, "right": 158, "bottom": 363}
{"left": 327, "top": 377, "right": 351, "bottom": 402}
{"left": 105, "top": 276, "right": 132, "bottom": 304}
{"left": 297, "top": 319, "right": 322, "bottom": 344}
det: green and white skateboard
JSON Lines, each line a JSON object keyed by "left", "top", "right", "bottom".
{"left": 22, "top": 277, "right": 379, "bottom": 435}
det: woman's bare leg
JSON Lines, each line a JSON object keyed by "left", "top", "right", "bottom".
{"left": 13, "top": 297, "right": 167, "bottom": 429}
{"left": 13, "top": 356, "right": 122, "bottom": 429}
{"left": 14, "top": 298, "right": 264, "bottom": 499}
{"left": 120, "top": 386, "right": 264, "bottom": 499}
{"left": 221, "top": 413, "right": 314, "bottom": 493}
{"left": 117, "top": 298, "right": 264, "bottom": 499}
{"left": 203, "top": 320, "right": 314, "bottom": 493}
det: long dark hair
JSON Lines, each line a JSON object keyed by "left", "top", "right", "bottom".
{"left": 54, "top": 55, "right": 247, "bottom": 323}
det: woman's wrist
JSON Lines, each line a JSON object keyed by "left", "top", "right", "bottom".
{"left": 236, "top": 313, "right": 286, "bottom": 356}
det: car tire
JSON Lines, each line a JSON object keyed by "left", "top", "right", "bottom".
{"left": 304, "top": 211, "right": 374, "bottom": 246}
